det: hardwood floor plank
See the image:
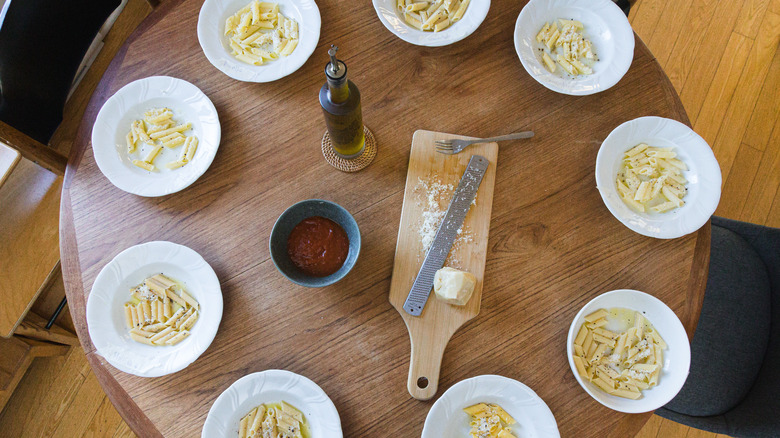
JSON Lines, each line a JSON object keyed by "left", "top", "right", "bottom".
{"left": 677, "top": 0, "right": 745, "bottom": 124}
{"left": 691, "top": 32, "right": 753, "bottom": 144}
{"left": 0, "top": 352, "right": 67, "bottom": 432}
{"left": 112, "top": 421, "right": 138, "bottom": 438}
{"left": 687, "top": 427, "right": 722, "bottom": 438}
{"left": 710, "top": 12, "right": 780, "bottom": 182}
{"left": 657, "top": 416, "right": 695, "bottom": 437}
{"left": 628, "top": 0, "right": 643, "bottom": 23}
{"left": 742, "top": 48, "right": 780, "bottom": 150}
{"left": 647, "top": 0, "right": 693, "bottom": 68}
{"left": 740, "top": 118, "right": 780, "bottom": 224}
{"left": 662, "top": 0, "right": 719, "bottom": 90}
{"left": 766, "top": 184, "right": 780, "bottom": 227}
{"left": 0, "top": 348, "right": 85, "bottom": 438}
{"left": 735, "top": 0, "right": 772, "bottom": 38}
{"left": 83, "top": 396, "right": 124, "bottom": 438}
{"left": 629, "top": 0, "right": 667, "bottom": 40}
{"left": 715, "top": 143, "right": 764, "bottom": 220}
{"left": 51, "top": 372, "right": 109, "bottom": 438}
{"left": 634, "top": 413, "right": 664, "bottom": 438}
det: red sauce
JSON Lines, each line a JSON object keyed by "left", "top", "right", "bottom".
{"left": 287, "top": 216, "right": 350, "bottom": 277}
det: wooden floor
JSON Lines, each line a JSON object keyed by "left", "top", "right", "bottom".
{"left": 1, "top": 0, "right": 778, "bottom": 436}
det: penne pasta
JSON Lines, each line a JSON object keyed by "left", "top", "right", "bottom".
{"left": 132, "top": 160, "right": 154, "bottom": 171}
{"left": 124, "top": 107, "right": 195, "bottom": 170}
{"left": 130, "top": 332, "right": 156, "bottom": 346}
{"left": 124, "top": 273, "right": 200, "bottom": 347}
{"left": 165, "top": 330, "right": 190, "bottom": 345}
{"left": 226, "top": 1, "right": 299, "bottom": 65}
{"left": 617, "top": 143, "right": 688, "bottom": 213}
{"left": 399, "top": 0, "right": 467, "bottom": 32}
{"left": 572, "top": 307, "right": 667, "bottom": 400}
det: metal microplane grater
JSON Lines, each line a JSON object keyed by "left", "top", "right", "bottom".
{"left": 403, "top": 155, "right": 490, "bottom": 316}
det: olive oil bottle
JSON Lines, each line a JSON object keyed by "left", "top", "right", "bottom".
{"left": 319, "top": 45, "right": 365, "bottom": 159}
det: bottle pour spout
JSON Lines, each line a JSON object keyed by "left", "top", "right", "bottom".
{"left": 326, "top": 44, "right": 346, "bottom": 79}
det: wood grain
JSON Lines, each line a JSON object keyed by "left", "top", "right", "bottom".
{"left": 0, "top": 143, "right": 21, "bottom": 189}
{"left": 388, "top": 130, "right": 498, "bottom": 400}
{"left": 710, "top": 11, "right": 780, "bottom": 182}
{"left": 0, "top": 336, "right": 69, "bottom": 411}
{"left": 58, "top": 0, "right": 708, "bottom": 436}
{"left": 0, "top": 158, "right": 63, "bottom": 337}
{"left": 0, "top": 120, "right": 67, "bottom": 175}
{"left": 15, "top": 311, "right": 79, "bottom": 347}
{"left": 678, "top": 0, "right": 744, "bottom": 125}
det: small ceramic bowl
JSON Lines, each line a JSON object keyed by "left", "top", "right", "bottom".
{"left": 269, "top": 199, "right": 360, "bottom": 287}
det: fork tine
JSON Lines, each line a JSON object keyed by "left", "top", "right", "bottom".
{"left": 434, "top": 140, "right": 452, "bottom": 146}
{"left": 435, "top": 149, "right": 454, "bottom": 155}
{"left": 435, "top": 146, "right": 453, "bottom": 152}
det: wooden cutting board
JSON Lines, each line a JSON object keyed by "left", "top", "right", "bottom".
{"left": 388, "top": 130, "right": 498, "bottom": 400}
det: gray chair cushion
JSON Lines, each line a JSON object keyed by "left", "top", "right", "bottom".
{"left": 716, "top": 216, "right": 780, "bottom": 437}
{"left": 663, "top": 224, "right": 771, "bottom": 416}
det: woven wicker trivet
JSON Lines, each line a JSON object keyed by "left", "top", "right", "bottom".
{"left": 321, "top": 126, "right": 377, "bottom": 172}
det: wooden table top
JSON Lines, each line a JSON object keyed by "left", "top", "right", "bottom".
{"left": 59, "top": 0, "right": 710, "bottom": 436}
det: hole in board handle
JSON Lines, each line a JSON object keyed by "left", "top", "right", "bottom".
{"left": 417, "top": 377, "right": 429, "bottom": 389}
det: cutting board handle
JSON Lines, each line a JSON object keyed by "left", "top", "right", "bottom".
{"left": 406, "top": 328, "right": 450, "bottom": 400}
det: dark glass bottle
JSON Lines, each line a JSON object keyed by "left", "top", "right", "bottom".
{"left": 319, "top": 45, "right": 365, "bottom": 159}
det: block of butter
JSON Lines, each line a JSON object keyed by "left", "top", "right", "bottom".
{"left": 433, "top": 267, "right": 477, "bottom": 306}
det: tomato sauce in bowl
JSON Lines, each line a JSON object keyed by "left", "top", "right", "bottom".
{"left": 287, "top": 216, "right": 350, "bottom": 277}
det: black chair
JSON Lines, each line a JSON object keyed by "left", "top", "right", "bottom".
{"left": 657, "top": 216, "right": 780, "bottom": 437}
{"left": 0, "top": 0, "right": 120, "bottom": 171}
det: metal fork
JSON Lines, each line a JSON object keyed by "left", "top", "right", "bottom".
{"left": 435, "top": 131, "right": 535, "bottom": 154}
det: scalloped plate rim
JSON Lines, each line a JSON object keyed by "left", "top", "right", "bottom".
{"left": 422, "top": 374, "right": 560, "bottom": 437}
{"left": 371, "top": 0, "right": 491, "bottom": 47}
{"left": 565, "top": 289, "right": 692, "bottom": 413}
{"left": 91, "top": 76, "right": 221, "bottom": 197}
{"left": 202, "top": 369, "right": 343, "bottom": 437}
{"left": 513, "top": 0, "right": 634, "bottom": 95}
{"left": 197, "top": 0, "right": 321, "bottom": 82}
{"left": 86, "top": 241, "right": 223, "bottom": 377}
{"left": 595, "top": 116, "right": 722, "bottom": 239}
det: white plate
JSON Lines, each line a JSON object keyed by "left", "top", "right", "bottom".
{"left": 372, "top": 0, "right": 490, "bottom": 47}
{"left": 198, "top": 0, "right": 321, "bottom": 82}
{"left": 596, "top": 116, "right": 722, "bottom": 239}
{"left": 514, "top": 0, "right": 634, "bottom": 95}
{"left": 202, "top": 370, "right": 342, "bottom": 437}
{"left": 566, "top": 289, "right": 691, "bottom": 413}
{"left": 422, "top": 375, "right": 560, "bottom": 438}
{"left": 92, "top": 76, "right": 221, "bottom": 197}
{"left": 87, "top": 241, "right": 223, "bottom": 377}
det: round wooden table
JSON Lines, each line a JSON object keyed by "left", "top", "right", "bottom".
{"left": 60, "top": 0, "right": 710, "bottom": 436}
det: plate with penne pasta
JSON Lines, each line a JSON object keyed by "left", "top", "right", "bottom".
{"left": 513, "top": 0, "right": 634, "bottom": 95}
{"left": 373, "top": 0, "right": 490, "bottom": 47}
{"left": 87, "top": 241, "right": 223, "bottom": 377}
{"left": 595, "top": 116, "right": 722, "bottom": 239}
{"left": 198, "top": 0, "right": 321, "bottom": 82}
{"left": 421, "top": 375, "right": 560, "bottom": 438}
{"left": 92, "top": 76, "right": 221, "bottom": 197}
{"left": 202, "top": 370, "right": 342, "bottom": 438}
{"left": 567, "top": 289, "right": 691, "bottom": 413}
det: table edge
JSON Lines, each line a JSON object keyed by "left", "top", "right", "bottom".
{"left": 59, "top": 1, "right": 184, "bottom": 436}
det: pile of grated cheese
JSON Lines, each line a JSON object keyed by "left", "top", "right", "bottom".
{"left": 415, "top": 177, "right": 476, "bottom": 268}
